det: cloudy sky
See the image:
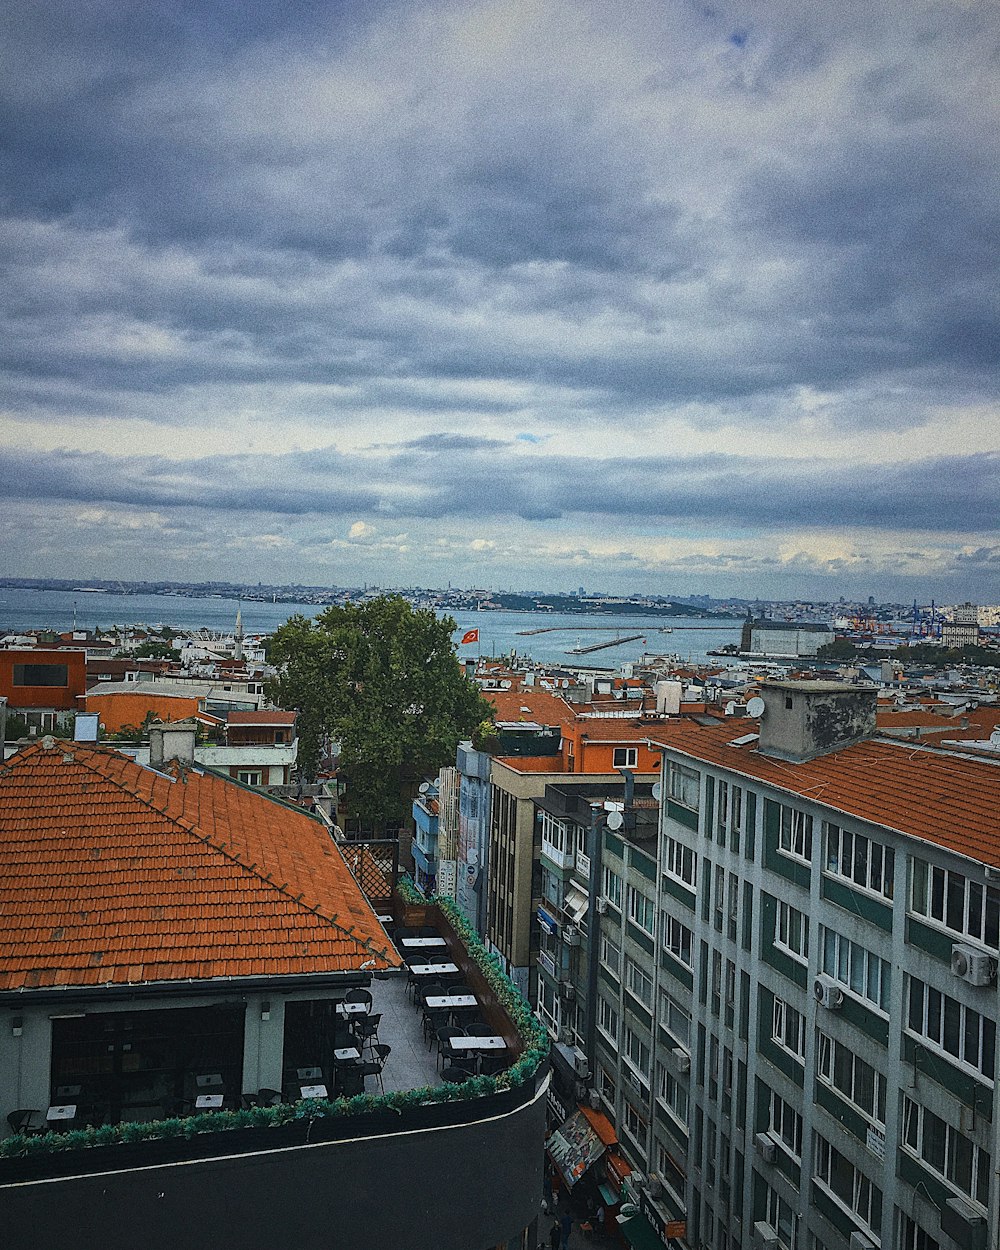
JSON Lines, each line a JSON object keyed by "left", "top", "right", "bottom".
{"left": 3, "top": 0, "right": 999, "bottom": 601}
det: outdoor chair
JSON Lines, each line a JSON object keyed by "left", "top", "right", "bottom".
{"left": 357, "top": 1057, "right": 385, "bottom": 1094}
{"left": 466, "top": 1023, "right": 497, "bottom": 1037}
{"left": 440, "top": 1064, "right": 476, "bottom": 1085}
{"left": 353, "top": 1012, "right": 382, "bottom": 1052}
{"left": 7, "top": 1109, "right": 42, "bottom": 1137}
{"left": 344, "top": 988, "right": 373, "bottom": 1011}
{"left": 435, "top": 1026, "right": 464, "bottom": 1069}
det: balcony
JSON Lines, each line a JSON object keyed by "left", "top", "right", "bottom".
{"left": 0, "top": 888, "right": 549, "bottom": 1250}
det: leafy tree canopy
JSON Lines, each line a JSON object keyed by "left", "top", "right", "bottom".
{"left": 133, "top": 639, "right": 176, "bottom": 659}
{"left": 266, "top": 597, "right": 491, "bottom": 828}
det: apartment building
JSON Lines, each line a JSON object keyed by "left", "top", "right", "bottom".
{"left": 594, "top": 681, "right": 999, "bottom": 1250}
{"left": 542, "top": 681, "right": 1000, "bottom": 1248}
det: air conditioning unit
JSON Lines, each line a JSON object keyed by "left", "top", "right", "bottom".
{"left": 574, "top": 1048, "right": 591, "bottom": 1078}
{"left": 814, "top": 973, "right": 844, "bottom": 1010}
{"left": 849, "top": 1233, "right": 876, "bottom": 1250}
{"left": 671, "top": 1046, "right": 691, "bottom": 1073}
{"left": 597, "top": 898, "right": 609, "bottom": 915}
{"left": 560, "top": 980, "right": 576, "bottom": 1001}
{"left": 647, "top": 1173, "right": 663, "bottom": 1198}
{"left": 752, "top": 1221, "right": 779, "bottom": 1250}
{"left": 753, "top": 1132, "right": 776, "bottom": 1163}
{"left": 564, "top": 925, "right": 581, "bottom": 947}
{"left": 951, "top": 943, "right": 995, "bottom": 986}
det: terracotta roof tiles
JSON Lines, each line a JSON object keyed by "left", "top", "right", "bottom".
{"left": 0, "top": 739, "right": 401, "bottom": 992}
{"left": 647, "top": 721, "right": 1000, "bottom": 870}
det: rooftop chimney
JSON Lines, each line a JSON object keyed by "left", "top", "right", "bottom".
{"left": 757, "top": 681, "right": 876, "bottom": 763}
{"left": 149, "top": 719, "right": 198, "bottom": 769}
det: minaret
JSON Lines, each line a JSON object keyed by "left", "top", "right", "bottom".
{"left": 234, "top": 603, "right": 244, "bottom": 662}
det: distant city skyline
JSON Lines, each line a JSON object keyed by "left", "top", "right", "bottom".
{"left": 3, "top": 1, "right": 999, "bottom": 600}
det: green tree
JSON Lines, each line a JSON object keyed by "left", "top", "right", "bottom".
{"left": 133, "top": 639, "right": 176, "bottom": 660}
{"left": 815, "top": 638, "right": 861, "bottom": 661}
{"left": 266, "top": 597, "right": 492, "bottom": 830}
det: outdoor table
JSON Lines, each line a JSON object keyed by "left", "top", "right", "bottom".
{"left": 336, "top": 1001, "right": 369, "bottom": 1016}
{"left": 196, "top": 1073, "right": 224, "bottom": 1088}
{"left": 399, "top": 936, "right": 448, "bottom": 949}
{"left": 410, "top": 962, "right": 459, "bottom": 976}
{"left": 334, "top": 1046, "right": 361, "bottom": 1061}
{"left": 46, "top": 1104, "right": 77, "bottom": 1122}
{"left": 195, "top": 1094, "right": 224, "bottom": 1109}
{"left": 299, "top": 1084, "right": 328, "bottom": 1099}
{"left": 448, "top": 1036, "right": 507, "bottom": 1051}
{"left": 297, "top": 1066, "right": 324, "bottom": 1080}
{"left": 376, "top": 914, "right": 393, "bottom": 925}
{"left": 424, "top": 995, "right": 478, "bottom": 1009}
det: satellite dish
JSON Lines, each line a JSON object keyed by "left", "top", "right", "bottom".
{"left": 746, "top": 696, "right": 765, "bottom": 718}
{"left": 651, "top": 781, "right": 662, "bottom": 801}
{"left": 606, "top": 810, "right": 624, "bottom": 831}
{"left": 418, "top": 781, "right": 430, "bottom": 794}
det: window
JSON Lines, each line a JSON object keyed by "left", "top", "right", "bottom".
{"left": 768, "top": 1088, "right": 804, "bottom": 1159}
{"left": 825, "top": 823, "right": 894, "bottom": 899}
{"left": 814, "top": 1133, "right": 883, "bottom": 1234}
{"left": 655, "top": 1140, "right": 687, "bottom": 1207}
{"left": 656, "top": 1062, "right": 689, "bottom": 1127}
{"left": 907, "top": 976, "right": 996, "bottom": 1079}
{"left": 775, "top": 900, "right": 809, "bottom": 962}
{"left": 820, "top": 926, "right": 891, "bottom": 1012}
{"left": 816, "top": 1030, "right": 886, "bottom": 1125}
{"left": 12, "top": 663, "right": 69, "bottom": 687}
{"left": 540, "top": 812, "right": 569, "bottom": 859}
{"left": 627, "top": 885, "right": 655, "bottom": 935}
{"left": 663, "top": 835, "right": 697, "bottom": 887}
{"left": 623, "top": 1099, "right": 648, "bottom": 1145}
{"left": 624, "top": 1027, "right": 651, "bottom": 1082}
{"left": 910, "top": 858, "right": 999, "bottom": 950}
{"left": 668, "top": 761, "right": 700, "bottom": 810}
{"left": 625, "top": 957, "right": 653, "bottom": 1007}
{"left": 597, "top": 996, "right": 619, "bottom": 1042}
{"left": 600, "top": 934, "right": 621, "bottom": 973}
{"left": 237, "top": 770, "right": 263, "bottom": 786}
{"left": 602, "top": 865, "right": 623, "bottom": 909}
{"left": 898, "top": 1214, "right": 941, "bottom": 1250}
{"left": 538, "top": 977, "right": 560, "bottom": 1033}
{"left": 779, "top": 806, "right": 813, "bottom": 862}
{"left": 772, "top": 995, "right": 806, "bottom": 1062}
{"left": 901, "top": 1096, "right": 991, "bottom": 1207}
{"left": 598, "top": 1064, "right": 616, "bottom": 1105}
{"left": 613, "top": 746, "right": 638, "bottom": 768}
{"left": 764, "top": 1181, "right": 801, "bottom": 1250}
{"left": 661, "top": 912, "right": 693, "bottom": 967}
{"left": 658, "top": 986, "right": 691, "bottom": 1046}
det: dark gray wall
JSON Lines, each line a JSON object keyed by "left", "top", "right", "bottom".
{"left": 1, "top": 1078, "right": 547, "bottom": 1250}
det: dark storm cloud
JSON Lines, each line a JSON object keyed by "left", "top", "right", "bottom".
{"left": 4, "top": 443, "right": 996, "bottom": 534}
{"left": 3, "top": 0, "right": 998, "bottom": 427}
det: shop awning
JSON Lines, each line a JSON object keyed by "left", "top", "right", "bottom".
{"left": 619, "top": 1212, "right": 666, "bottom": 1250}
{"left": 580, "top": 1105, "right": 617, "bottom": 1147}
{"left": 564, "top": 882, "right": 589, "bottom": 924}
{"left": 537, "top": 906, "right": 558, "bottom": 935}
{"left": 606, "top": 1151, "right": 633, "bottom": 1186}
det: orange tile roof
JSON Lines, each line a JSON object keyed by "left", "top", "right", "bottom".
{"left": 647, "top": 722, "right": 1000, "bottom": 869}
{"left": 0, "top": 739, "right": 401, "bottom": 992}
{"left": 486, "top": 688, "right": 576, "bottom": 725}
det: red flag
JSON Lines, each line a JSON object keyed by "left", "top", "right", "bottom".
{"left": 460, "top": 628, "right": 480, "bottom": 645}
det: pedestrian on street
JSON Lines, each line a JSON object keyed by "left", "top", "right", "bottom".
{"left": 561, "top": 1210, "right": 573, "bottom": 1250}
{"left": 549, "top": 1218, "right": 561, "bottom": 1250}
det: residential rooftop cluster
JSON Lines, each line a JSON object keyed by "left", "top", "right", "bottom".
{"left": 3, "top": 604, "right": 1000, "bottom": 1250}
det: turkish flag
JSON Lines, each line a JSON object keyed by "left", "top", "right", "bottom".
{"left": 460, "top": 628, "right": 480, "bottom": 645}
